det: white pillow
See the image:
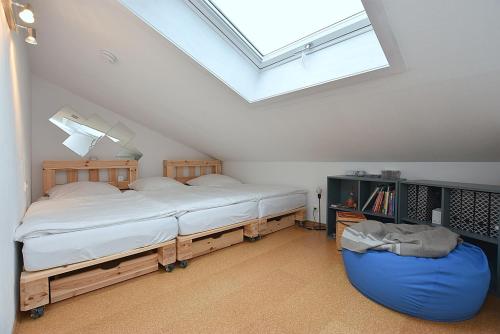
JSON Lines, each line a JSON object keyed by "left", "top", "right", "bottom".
{"left": 187, "top": 174, "right": 242, "bottom": 187}
{"left": 128, "top": 177, "right": 186, "bottom": 191}
{"left": 48, "top": 181, "right": 121, "bottom": 199}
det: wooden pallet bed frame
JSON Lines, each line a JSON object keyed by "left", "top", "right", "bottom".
{"left": 21, "top": 160, "right": 176, "bottom": 319}
{"left": 258, "top": 207, "right": 306, "bottom": 236}
{"left": 164, "top": 160, "right": 306, "bottom": 265}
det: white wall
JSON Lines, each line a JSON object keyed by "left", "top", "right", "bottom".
{"left": 224, "top": 161, "right": 500, "bottom": 222}
{"left": 31, "top": 75, "right": 209, "bottom": 198}
{"left": 0, "top": 11, "right": 32, "bottom": 334}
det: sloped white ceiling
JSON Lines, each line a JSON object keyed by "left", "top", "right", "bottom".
{"left": 29, "top": 0, "right": 500, "bottom": 161}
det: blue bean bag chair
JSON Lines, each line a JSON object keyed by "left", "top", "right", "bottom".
{"left": 342, "top": 242, "right": 490, "bottom": 322}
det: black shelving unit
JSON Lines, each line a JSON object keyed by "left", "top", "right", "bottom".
{"left": 399, "top": 180, "right": 500, "bottom": 295}
{"left": 327, "top": 176, "right": 401, "bottom": 237}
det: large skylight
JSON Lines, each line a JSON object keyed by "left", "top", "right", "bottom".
{"left": 210, "top": 0, "right": 365, "bottom": 55}
{"left": 121, "top": 0, "right": 391, "bottom": 102}
{"left": 188, "top": 0, "right": 371, "bottom": 68}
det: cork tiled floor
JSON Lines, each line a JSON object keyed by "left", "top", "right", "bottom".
{"left": 16, "top": 226, "right": 500, "bottom": 334}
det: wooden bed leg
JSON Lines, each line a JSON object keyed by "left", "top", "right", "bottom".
{"left": 244, "top": 221, "right": 259, "bottom": 239}
{"left": 295, "top": 209, "right": 306, "bottom": 222}
{"left": 176, "top": 239, "right": 192, "bottom": 269}
{"left": 20, "top": 275, "right": 49, "bottom": 313}
{"left": 258, "top": 218, "right": 268, "bottom": 235}
{"left": 177, "top": 239, "right": 193, "bottom": 262}
{"left": 158, "top": 242, "right": 176, "bottom": 272}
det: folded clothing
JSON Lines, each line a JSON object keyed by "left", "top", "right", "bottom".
{"left": 341, "top": 220, "right": 460, "bottom": 258}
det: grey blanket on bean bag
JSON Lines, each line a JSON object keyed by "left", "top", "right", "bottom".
{"left": 341, "top": 220, "right": 461, "bottom": 258}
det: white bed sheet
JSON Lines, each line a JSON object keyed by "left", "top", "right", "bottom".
{"left": 187, "top": 184, "right": 307, "bottom": 218}
{"left": 259, "top": 193, "right": 306, "bottom": 218}
{"left": 15, "top": 191, "right": 177, "bottom": 240}
{"left": 22, "top": 216, "right": 178, "bottom": 271}
{"left": 177, "top": 201, "right": 258, "bottom": 235}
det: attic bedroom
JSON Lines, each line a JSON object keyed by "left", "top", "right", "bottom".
{"left": 1, "top": 0, "right": 499, "bottom": 333}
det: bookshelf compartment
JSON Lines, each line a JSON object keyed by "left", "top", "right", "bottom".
{"left": 329, "top": 178, "right": 358, "bottom": 209}
{"left": 449, "top": 188, "right": 462, "bottom": 230}
{"left": 327, "top": 176, "right": 400, "bottom": 237}
{"left": 475, "top": 192, "right": 490, "bottom": 237}
{"left": 359, "top": 181, "right": 397, "bottom": 218}
{"left": 448, "top": 189, "right": 499, "bottom": 238}
{"left": 490, "top": 194, "right": 500, "bottom": 239}
{"left": 404, "top": 184, "right": 441, "bottom": 223}
{"left": 417, "top": 186, "right": 441, "bottom": 222}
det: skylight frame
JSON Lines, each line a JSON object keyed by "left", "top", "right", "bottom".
{"left": 186, "top": 0, "right": 373, "bottom": 69}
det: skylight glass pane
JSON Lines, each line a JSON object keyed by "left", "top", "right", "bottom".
{"left": 209, "top": 0, "right": 365, "bottom": 55}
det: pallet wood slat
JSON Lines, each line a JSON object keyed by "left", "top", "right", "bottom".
{"left": 89, "top": 169, "right": 99, "bottom": 182}
{"left": 42, "top": 160, "right": 138, "bottom": 194}
{"left": 176, "top": 166, "right": 184, "bottom": 178}
{"left": 50, "top": 253, "right": 158, "bottom": 303}
{"left": 157, "top": 243, "right": 177, "bottom": 266}
{"left": 176, "top": 219, "right": 259, "bottom": 242}
{"left": 43, "top": 160, "right": 137, "bottom": 169}
{"left": 20, "top": 277, "right": 49, "bottom": 311}
{"left": 176, "top": 239, "right": 193, "bottom": 261}
{"left": 21, "top": 240, "right": 176, "bottom": 283}
{"left": 258, "top": 207, "right": 306, "bottom": 236}
{"left": 164, "top": 160, "right": 222, "bottom": 183}
{"left": 129, "top": 167, "right": 137, "bottom": 184}
{"left": 176, "top": 219, "right": 258, "bottom": 261}
{"left": 42, "top": 169, "right": 56, "bottom": 194}
{"left": 67, "top": 170, "right": 78, "bottom": 183}
{"left": 20, "top": 240, "right": 176, "bottom": 312}
{"left": 108, "top": 168, "right": 118, "bottom": 186}
{"left": 191, "top": 229, "right": 243, "bottom": 258}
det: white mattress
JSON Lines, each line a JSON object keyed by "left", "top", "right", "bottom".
{"left": 22, "top": 216, "right": 178, "bottom": 271}
{"left": 259, "top": 193, "right": 306, "bottom": 218}
{"left": 177, "top": 201, "right": 258, "bottom": 235}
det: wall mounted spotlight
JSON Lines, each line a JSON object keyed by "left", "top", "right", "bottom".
{"left": 15, "top": 2, "right": 34, "bottom": 23}
{"left": 15, "top": 24, "right": 37, "bottom": 45}
{"left": 24, "top": 26, "right": 37, "bottom": 44}
{"left": 2, "top": 0, "right": 38, "bottom": 45}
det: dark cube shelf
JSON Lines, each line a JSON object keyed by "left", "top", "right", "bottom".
{"left": 327, "top": 176, "right": 401, "bottom": 238}
{"left": 399, "top": 180, "right": 500, "bottom": 296}
{"left": 328, "top": 176, "right": 500, "bottom": 296}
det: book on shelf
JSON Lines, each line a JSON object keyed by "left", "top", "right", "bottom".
{"left": 361, "top": 185, "right": 395, "bottom": 217}
{"left": 361, "top": 187, "right": 379, "bottom": 211}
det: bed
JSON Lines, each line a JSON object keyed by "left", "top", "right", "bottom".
{"left": 162, "top": 160, "right": 306, "bottom": 265}
{"left": 17, "top": 160, "right": 178, "bottom": 319}
{"left": 164, "top": 160, "right": 307, "bottom": 236}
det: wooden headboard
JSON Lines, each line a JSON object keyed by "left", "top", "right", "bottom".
{"left": 163, "top": 160, "right": 222, "bottom": 184}
{"left": 42, "top": 160, "right": 138, "bottom": 194}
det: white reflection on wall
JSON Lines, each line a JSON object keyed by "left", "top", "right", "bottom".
{"left": 49, "top": 107, "right": 143, "bottom": 159}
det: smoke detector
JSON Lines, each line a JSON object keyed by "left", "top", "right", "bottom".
{"left": 99, "top": 50, "right": 118, "bottom": 64}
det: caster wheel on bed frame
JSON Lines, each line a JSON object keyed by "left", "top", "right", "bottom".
{"left": 179, "top": 260, "right": 188, "bottom": 268}
{"left": 30, "top": 306, "right": 44, "bottom": 319}
{"left": 164, "top": 263, "right": 175, "bottom": 272}
{"left": 247, "top": 236, "right": 261, "bottom": 242}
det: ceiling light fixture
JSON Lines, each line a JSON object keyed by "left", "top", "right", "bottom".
{"left": 2, "top": 1, "right": 39, "bottom": 45}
